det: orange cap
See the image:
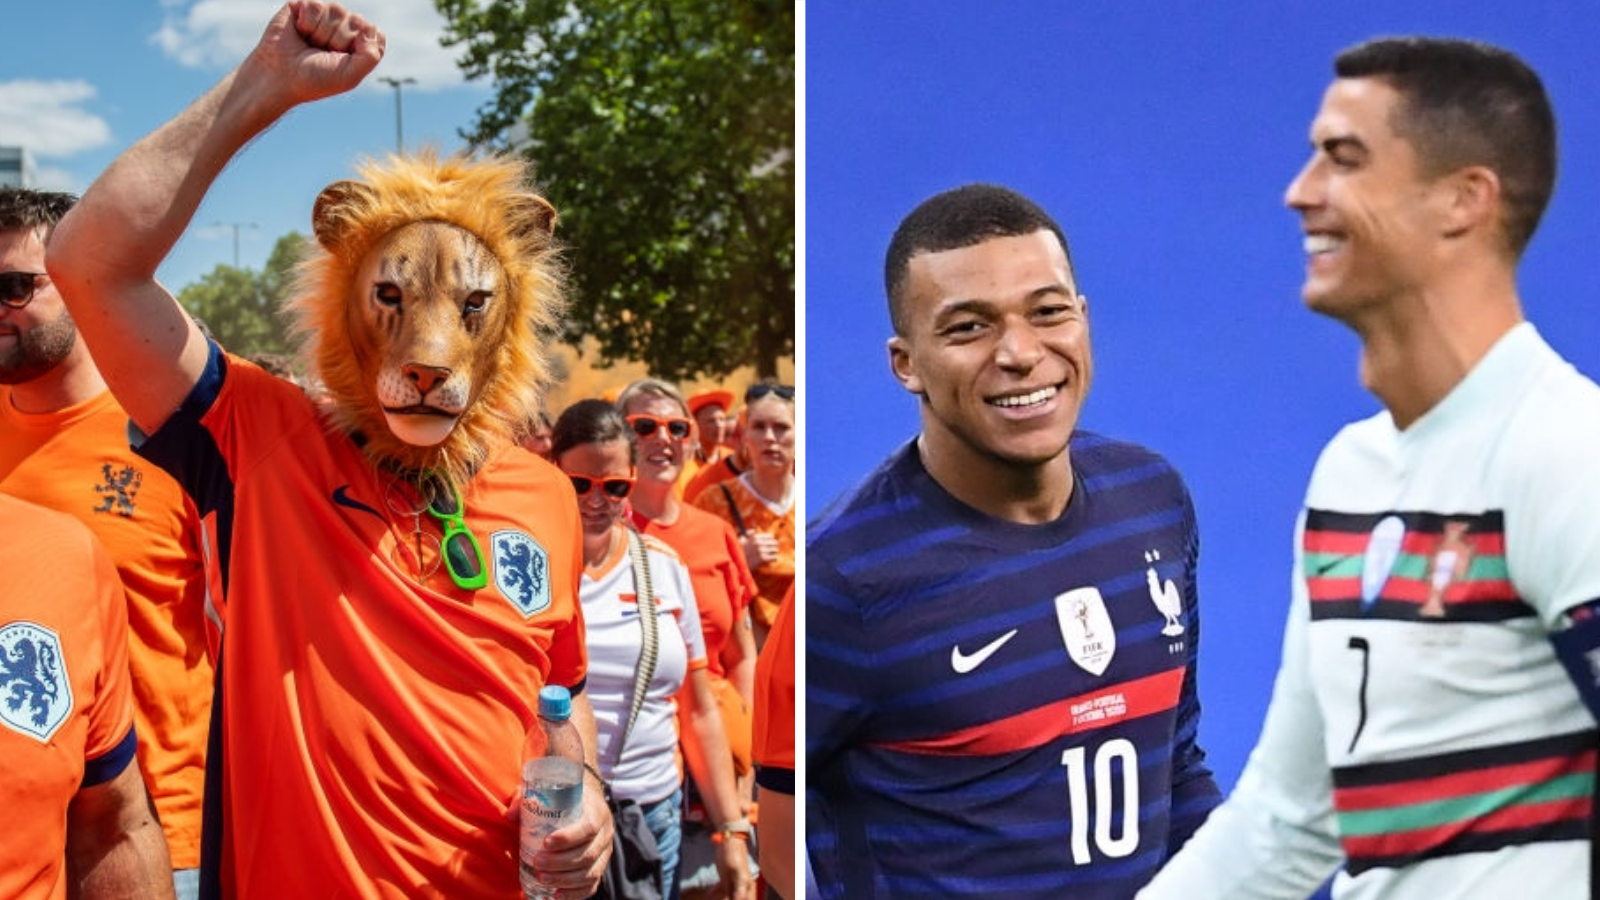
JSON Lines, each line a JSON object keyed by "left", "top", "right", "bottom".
{"left": 687, "top": 388, "right": 735, "bottom": 417}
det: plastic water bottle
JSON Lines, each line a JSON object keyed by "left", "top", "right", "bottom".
{"left": 520, "top": 685, "right": 585, "bottom": 900}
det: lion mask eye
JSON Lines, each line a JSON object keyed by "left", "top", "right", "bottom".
{"left": 374, "top": 282, "right": 403, "bottom": 308}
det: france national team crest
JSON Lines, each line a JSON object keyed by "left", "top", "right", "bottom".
{"left": 0, "top": 621, "right": 73, "bottom": 742}
{"left": 491, "top": 530, "right": 551, "bottom": 617}
{"left": 1144, "top": 550, "right": 1186, "bottom": 637}
{"left": 1056, "top": 586, "right": 1116, "bottom": 676}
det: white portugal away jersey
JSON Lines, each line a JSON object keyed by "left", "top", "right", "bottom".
{"left": 1141, "top": 323, "right": 1600, "bottom": 900}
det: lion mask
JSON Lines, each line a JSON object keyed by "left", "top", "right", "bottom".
{"left": 288, "top": 151, "right": 565, "bottom": 488}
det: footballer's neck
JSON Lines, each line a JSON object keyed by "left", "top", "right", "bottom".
{"left": 919, "top": 433, "right": 1074, "bottom": 526}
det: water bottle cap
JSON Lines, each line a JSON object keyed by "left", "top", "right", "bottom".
{"left": 538, "top": 685, "right": 573, "bottom": 721}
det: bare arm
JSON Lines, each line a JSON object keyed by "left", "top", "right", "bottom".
{"left": 45, "top": 0, "right": 384, "bottom": 434}
{"left": 722, "top": 610, "right": 757, "bottom": 711}
{"left": 720, "top": 611, "right": 758, "bottom": 804}
{"left": 680, "top": 667, "right": 754, "bottom": 900}
{"left": 66, "top": 760, "right": 176, "bottom": 900}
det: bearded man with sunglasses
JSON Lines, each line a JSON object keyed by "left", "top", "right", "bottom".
{"left": 0, "top": 187, "right": 213, "bottom": 900}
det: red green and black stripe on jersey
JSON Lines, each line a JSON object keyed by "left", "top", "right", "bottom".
{"left": 1302, "top": 509, "right": 1531, "bottom": 622}
{"left": 1331, "top": 730, "right": 1596, "bottom": 874}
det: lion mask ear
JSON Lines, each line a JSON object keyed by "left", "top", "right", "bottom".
{"left": 312, "top": 180, "right": 378, "bottom": 250}
{"left": 515, "top": 193, "right": 559, "bottom": 239}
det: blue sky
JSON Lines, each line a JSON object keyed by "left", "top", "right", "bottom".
{"left": 806, "top": 0, "right": 1600, "bottom": 792}
{"left": 1, "top": 0, "right": 494, "bottom": 291}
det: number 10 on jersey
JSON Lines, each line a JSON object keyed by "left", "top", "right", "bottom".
{"left": 1062, "top": 738, "right": 1141, "bottom": 864}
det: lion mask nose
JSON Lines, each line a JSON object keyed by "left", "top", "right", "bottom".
{"left": 403, "top": 363, "right": 452, "bottom": 396}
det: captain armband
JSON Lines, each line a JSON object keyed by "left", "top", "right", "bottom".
{"left": 1549, "top": 598, "right": 1600, "bottom": 722}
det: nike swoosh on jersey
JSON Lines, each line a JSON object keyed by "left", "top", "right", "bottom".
{"left": 1313, "top": 554, "right": 1357, "bottom": 576}
{"left": 951, "top": 628, "right": 1020, "bottom": 674}
{"left": 331, "top": 484, "right": 384, "bottom": 520}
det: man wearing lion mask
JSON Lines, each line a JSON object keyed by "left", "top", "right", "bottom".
{"left": 46, "top": 2, "right": 613, "bottom": 898}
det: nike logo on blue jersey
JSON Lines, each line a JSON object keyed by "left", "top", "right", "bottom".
{"left": 332, "top": 484, "right": 383, "bottom": 520}
{"left": 951, "top": 628, "right": 1019, "bottom": 674}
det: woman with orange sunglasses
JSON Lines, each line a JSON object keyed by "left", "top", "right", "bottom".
{"left": 551, "top": 400, "right": 753, "bottom": 900}
{"left": 616, "top": 378, "right": 762, "bottom": 900}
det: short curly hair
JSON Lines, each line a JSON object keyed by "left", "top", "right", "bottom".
{"left": 0, "top": 187, "right": 77, "bottom": 238}
{"left": 883, "top": 184, "right": 1073, "bottom": 336}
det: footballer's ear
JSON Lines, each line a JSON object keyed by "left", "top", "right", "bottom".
{"left": 1437, "top": 164, "right": 1500, "bottom": 240}
{"left": 888, "top": 336, "right": 924, "bottom": 396}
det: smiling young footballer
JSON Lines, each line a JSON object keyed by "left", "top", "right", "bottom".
{"left": 806, "top": 184, "right": 1221, "bottom": 899}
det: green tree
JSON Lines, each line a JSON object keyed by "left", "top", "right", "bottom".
{"left": 179, "top": 232, "right": 305, "bottom": 359}
{"left": 435, "top": 0, "right": 795, "bottom": 381}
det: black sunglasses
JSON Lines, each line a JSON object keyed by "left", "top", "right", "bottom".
{"left": 627, "top": 414, "right": 693, "bottom": 440}
{"left": 745, "top": 383, "right": 795, "bottom": 402}
{"left": 565, "top": 472, "right": 635, "bottom": 500}
{"left": 0, "top": 271, "right": 47, "bottom": 309}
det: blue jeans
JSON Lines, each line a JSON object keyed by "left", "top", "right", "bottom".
{"left": 642, "top": 788, "right": 683, "bottom": 900}
{"left": 173, "top": 868, "right": 199, "bottom": 900}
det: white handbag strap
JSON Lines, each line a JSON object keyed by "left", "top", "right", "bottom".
{"left": 613, "top": 528, "right": 659, "bottom": 768}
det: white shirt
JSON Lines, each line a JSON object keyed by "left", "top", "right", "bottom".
{"left": 581, "top": 531, "right": 707, "bottom": 805}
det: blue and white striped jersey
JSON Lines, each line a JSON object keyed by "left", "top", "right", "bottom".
{"left": 807, "top": 432, "right": 1220, "bottom": 899}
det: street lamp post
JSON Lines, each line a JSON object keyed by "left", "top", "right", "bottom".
{"left": 212, "top": 221, "right": 258, "bottom": 268}
{"left": 379, "top": 76, "right": 417, "bottom": 153}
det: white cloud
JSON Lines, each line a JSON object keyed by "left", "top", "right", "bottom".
{"left": 0, "top": 80, "right": 115, "bottom": 159}
{"left": 151, "top": 0, "right": 471, "bottom": 89}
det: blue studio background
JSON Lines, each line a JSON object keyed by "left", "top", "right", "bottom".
{"left": 804, "top": 0, "right": 1600, "bottom": 877}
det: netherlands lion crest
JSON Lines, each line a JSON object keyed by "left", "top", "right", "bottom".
{"left": 0, "top": 621, "right": 73, "bottom": 742}
{"left": 493, "top": 530, "right": 551, "bottom": 617}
